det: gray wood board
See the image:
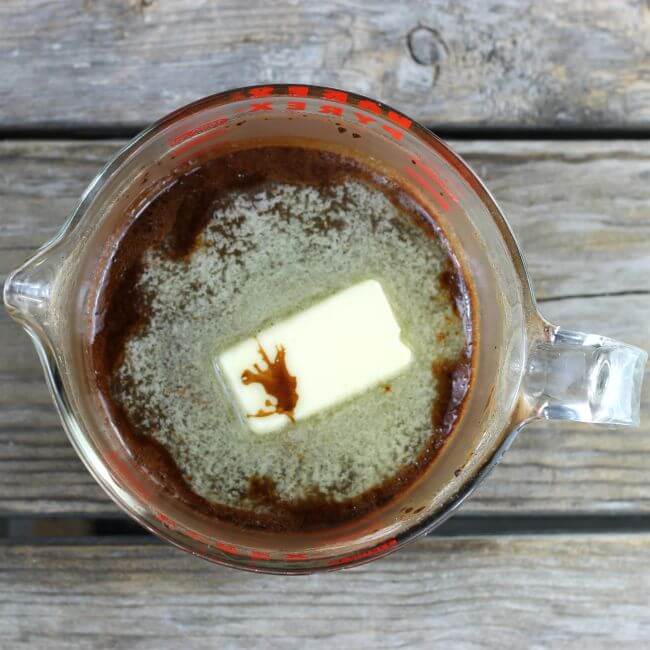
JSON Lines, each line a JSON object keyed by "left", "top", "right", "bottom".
{"left": 1, "top": 139, "right": 649, "bottom": 516}
{"left": 2, "top": 1, "right": 650, "bottom": 129}
{"left": 1, "top": 534, "right": 650, "bottom": 648}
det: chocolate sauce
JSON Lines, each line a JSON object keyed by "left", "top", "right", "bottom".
{"left": 242, "top": 342, "right": 298, "bottom": 421}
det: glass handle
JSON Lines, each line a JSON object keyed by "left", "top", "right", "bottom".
{"left": 524, "top": 325, "right": 647, "bottom": 426}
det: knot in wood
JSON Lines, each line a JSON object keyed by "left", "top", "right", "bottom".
{"left": 407, "top": 26, "right": 447, "bottom": 66}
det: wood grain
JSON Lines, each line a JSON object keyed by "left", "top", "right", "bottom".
{"left": 1, "top": 535, "right": 649, "bottom": 648}
{"left": 1, "top": 139, "right": 648, "bottom": 516}
{"left": 2, "top": 0, "right": 650, "bottom": 129}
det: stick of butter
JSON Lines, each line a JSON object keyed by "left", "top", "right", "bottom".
{"left": 216, "top": 279, "right": 413, "bottom": 434}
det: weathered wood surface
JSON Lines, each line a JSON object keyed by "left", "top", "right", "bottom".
{"left": 1, "top": 139, "right": 649, "bottom": 516}
{"left": 2, "top": 0, "right": 650, "bottom": 129}
{"left": 1, "top": 534, "right": 649, "bottom": 648}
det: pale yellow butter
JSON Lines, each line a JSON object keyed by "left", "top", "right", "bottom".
{"left": 216, "top": 280, "right": 413, "bottom": 434}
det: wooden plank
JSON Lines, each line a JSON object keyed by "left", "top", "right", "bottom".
{"left": 1, "top": 143, "right": 123, "bottom": 513}
{"left": 2, "top": 1, "right": 650, "bottom": 129}
{"left": 1, "top": 535, "right": 649, "bottom": 648}
{"left": 1, "top": 139, "right": 648, "bottom": 516}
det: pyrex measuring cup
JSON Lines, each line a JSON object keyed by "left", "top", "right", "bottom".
{"left": 4, "top": 85, "right": 647, "bottom": 573}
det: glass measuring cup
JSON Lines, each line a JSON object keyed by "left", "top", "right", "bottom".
{"left": 4, "top": 85, "right": 647, "bottom": 573}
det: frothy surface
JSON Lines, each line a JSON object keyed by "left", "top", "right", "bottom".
{"left": 91, "top": 146, "right": 472, "bottom": 531}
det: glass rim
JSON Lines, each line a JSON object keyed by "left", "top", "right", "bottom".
{"left": 5, "top": 84, "right": 539, "bottom": 573}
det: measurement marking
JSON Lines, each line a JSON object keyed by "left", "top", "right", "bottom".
{"left": 353, "top": 112, "right": 375, "bottom": 125}
{"left": 249, "top": 86, "right": 274, "bottom": 97}
{"left": 213, "top": 541, "right": 239, "bottom": 555}
{"left": 382, "top": 124, "right": 405, "bottom": 141}
{"left": 323, "top": 89, "right": 348, "bottom": 103}
{"left": 154, "top": 512, "right": 178, "bottom": 530}
{"left": 185, "top": 529, "right": 209, "bottom": 543}
{"left": 168, "top": 118, "right": 229, "bottom": 147}
{"left": 250, "top": 550, "right": 271, "bottom": 561}
{"left": 250, "top": 102, "right": 273, "bottom": 112}
{"left": 405, "top": 167, "right": 450, "bottom": 211}
{"left": 319, "top": 104, "right": 343, "bottom": 116}
{"left": 171, "top": 128, "right": 227, "bottom": 157}
{"left": 414, "top": 160, "right": 459, "bottom": 202}
{"left": 387, "top": 110, "right": 412, "bottom": 129}
{"left": 357, "top": 99, "right": 382, "bottom": 114}
{"left": 328, "top": 538, "right": 398, "bottom": 566}
{"left": 284, "top": 553, "right": 309, "bottom": 561}
{"left": 288, "top": 85, "right": 309, "bottom": 97}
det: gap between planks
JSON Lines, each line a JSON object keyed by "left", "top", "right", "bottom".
{"left": 3, "top": 514, "right": 650, "bottom": 542}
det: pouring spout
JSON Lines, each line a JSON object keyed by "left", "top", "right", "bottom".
{"left": 3, "top": 252, "right": 58, "bottom": 331}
